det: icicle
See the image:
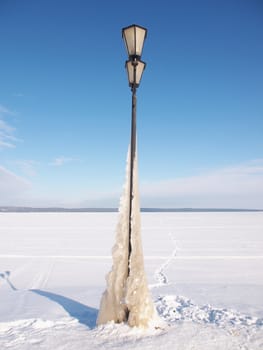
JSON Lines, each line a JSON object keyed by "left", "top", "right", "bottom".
{"left": 125, "top": 150, "right": 157, "bottom": 328}
{"left": 96, "top": 148, "right": 131, "bottom": 325}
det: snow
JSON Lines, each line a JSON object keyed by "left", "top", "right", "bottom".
{"left": 0, "top": 211, "right": 263, "bottom": 349}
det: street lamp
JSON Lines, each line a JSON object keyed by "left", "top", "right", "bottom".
{"left": 122, "top": 24, "right": 147, "bottom": 276}
{"left": 96, "top": 25, "right": 154, "bottom": 327}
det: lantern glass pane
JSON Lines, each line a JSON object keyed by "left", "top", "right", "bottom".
{"left": 135, "top": 26, "right": 146, "bottom": 57}
{"left": 123, "top": 26, "right": 136, "bottom": 57}
{"left": 125, "top": 61, "right": 134, "bottom": 85}
{"left": 135, "top": 60, "right": 146, "bottom": 85}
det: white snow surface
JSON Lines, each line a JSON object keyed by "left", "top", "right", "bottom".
{"left": 0, "top": 211, "right": 263, "bottom": 349}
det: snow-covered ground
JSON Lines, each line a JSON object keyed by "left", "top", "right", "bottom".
{"left": 0, "top": 212, "right": 263, "bottom": 349}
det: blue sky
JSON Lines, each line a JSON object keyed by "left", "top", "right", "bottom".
{"left": 0, "top": 0, "right": 263, "bottom": 208}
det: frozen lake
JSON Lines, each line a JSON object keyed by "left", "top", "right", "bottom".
{"left": 1, "top": 212, "right": 263, "bottom": 349}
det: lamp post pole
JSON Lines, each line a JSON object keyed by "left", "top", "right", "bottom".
{"left": 128, "top": 60, "right": 137, "bottom": 276}
{"left": 122, "top": 24, "right": 147, "bottom": 278}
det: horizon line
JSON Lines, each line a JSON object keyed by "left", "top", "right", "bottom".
{"left": 0, "top": 206, "right": 262, "bottom": 213}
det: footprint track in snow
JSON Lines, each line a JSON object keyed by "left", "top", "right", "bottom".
{"left": 150, "top": 233, "right": 179, "bottom": 289}
{"left": 30, "top": 259, "right": 55, "bottom": 290}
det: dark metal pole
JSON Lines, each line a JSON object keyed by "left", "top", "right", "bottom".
{"left": 128, "top": 60, "right": 137, "bottom": 277}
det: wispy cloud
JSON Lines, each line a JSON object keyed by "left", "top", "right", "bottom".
{"left": 50, "top": 156, "right": 77, "bottom": 167}
{"left": 0, "top": 166, "right": 31, "bottom": 205}
{"left": 141, "top": 159, "right": 263, "bottom": 209}
{"left": 0, "top": 105, "right": 14, "bottom": 115}
{"left": 0, "top": 104, "right": 18, "bottom": 149}
{"left": 13, "top": 93, "right": 24, "bottom": 97}
{"left": 15, "top": 160, "right": 39, "bottom": 177}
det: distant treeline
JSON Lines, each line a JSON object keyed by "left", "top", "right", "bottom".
{"left": 0, "top": 207, "right": 262, "bottom": 213}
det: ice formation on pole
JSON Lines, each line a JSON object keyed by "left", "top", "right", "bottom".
{"left": 97, "top": 147, "right": 156, "bottom": 327}
{"left": 96, "top": 149, "right": 130, "bottom": 325}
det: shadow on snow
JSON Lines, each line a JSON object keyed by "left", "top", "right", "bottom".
{"left": 1, "top": 271, "right": 98, "bottom": 329}
{"left": 30, "top": 289, "right": 98, "bottom": 329}
{"left": 0, "top": 271, "right": 17, "bottom": 291}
